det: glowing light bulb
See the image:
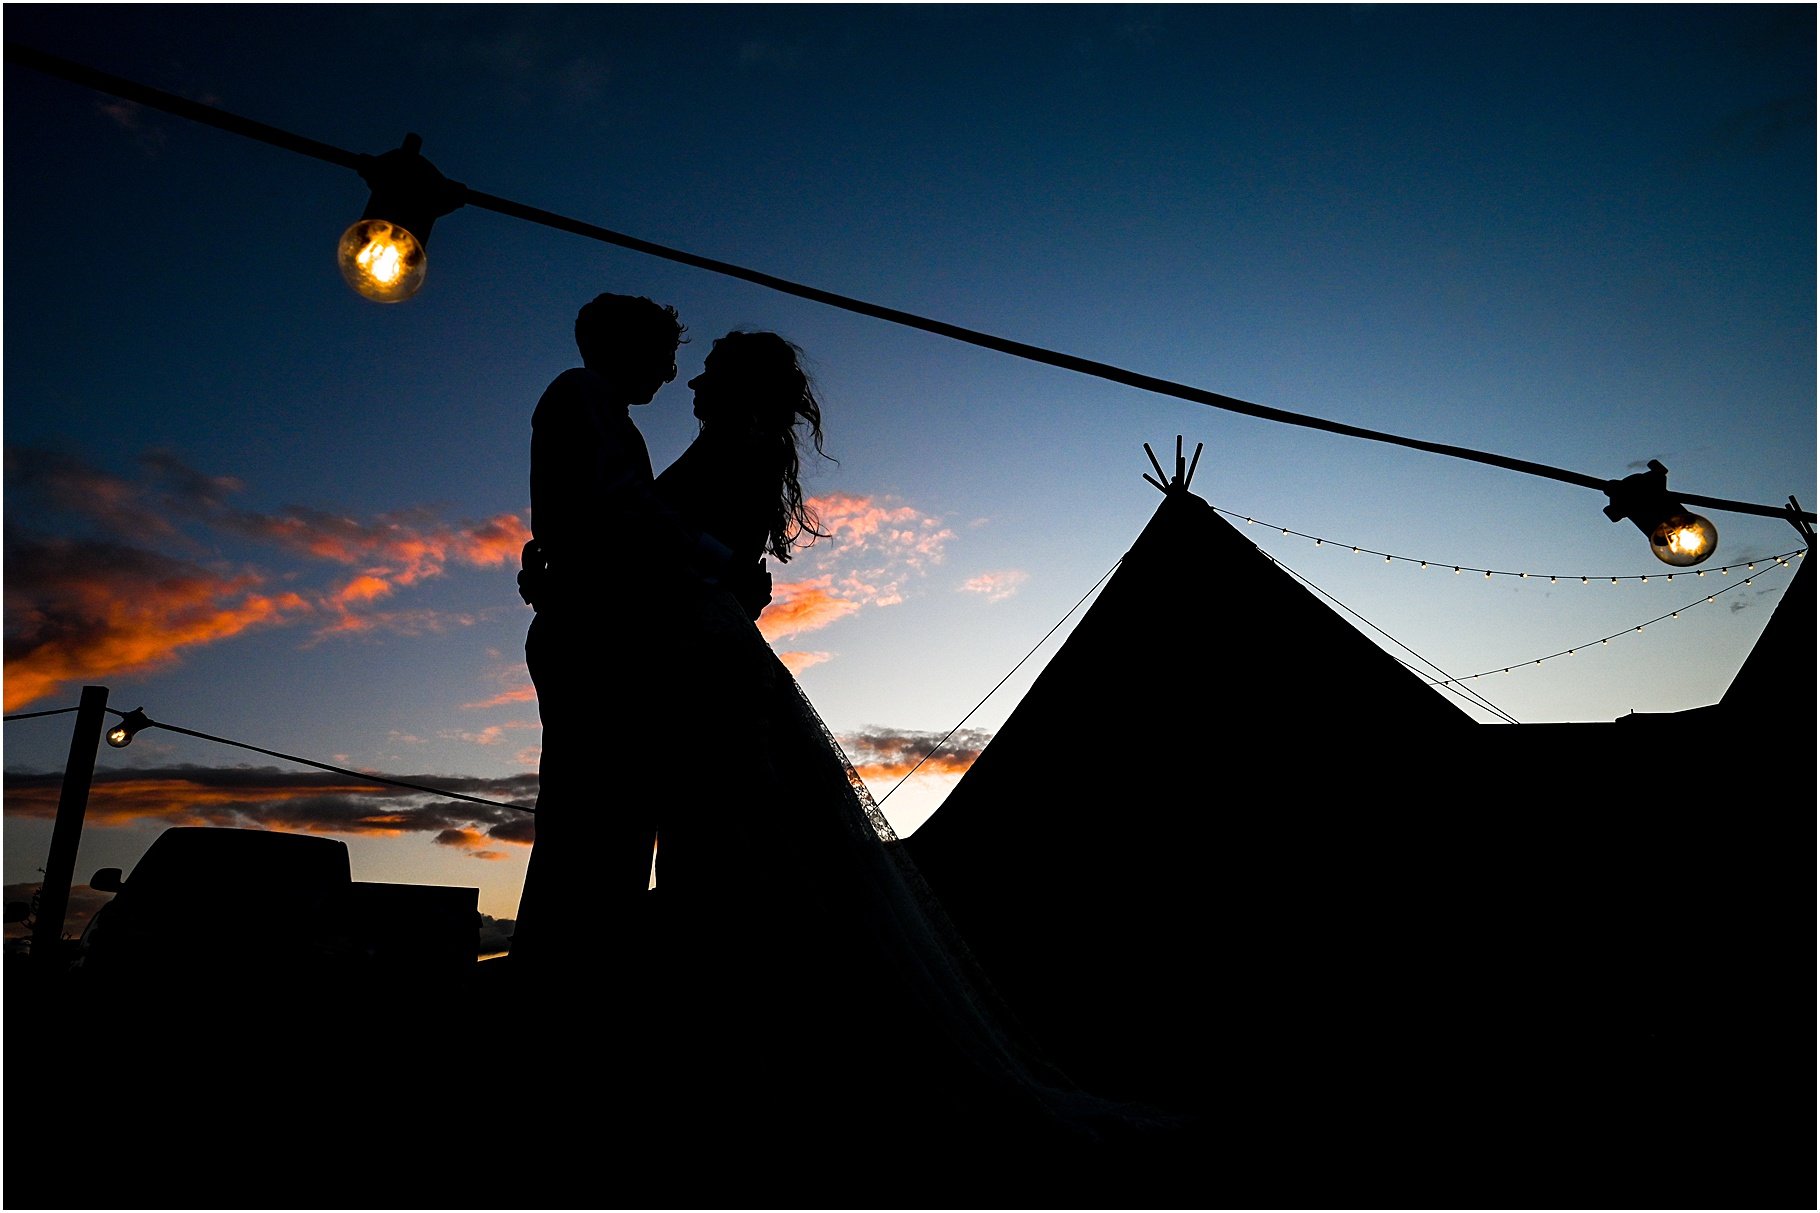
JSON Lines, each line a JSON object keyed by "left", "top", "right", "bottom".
{"left": 1649, "top": 512, "right": 1718, "bottom": 567}
{"left": 107, "top": 707, "right": 150, "bottom": 748}
{"left": 336, "top": 134, "right": 464, "bottom": 304}
{"left": 1603, "top": 460, "right": 1719, "bottom": 569}
{"left": 338, "top": 219, "right": 428, "bottom": 303}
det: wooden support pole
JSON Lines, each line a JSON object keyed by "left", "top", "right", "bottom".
{"left": 32, "top": 684, "right": 107, "bottom": 971}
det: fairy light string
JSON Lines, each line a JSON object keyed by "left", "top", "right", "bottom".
{"left": 1221, "top": 502, "right": 1806, "bottom": 705}
{"left": 1219, "top": 504, "right": 1806, "bottom": 585}
{"left": 1427, "top": 556, "right": 1800, "bottom": 687}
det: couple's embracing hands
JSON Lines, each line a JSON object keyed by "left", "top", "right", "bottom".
{"left": 516, "top": 539, "right": 770, "bottom": 619}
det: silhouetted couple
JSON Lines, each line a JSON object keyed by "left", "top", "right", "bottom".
{"left": 511, "top": 292, "right": 1178, "bottom": 1175}
{"left": 512, "top": 295, "right": 804, "bottom": 966}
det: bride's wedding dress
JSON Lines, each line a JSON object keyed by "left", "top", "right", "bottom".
{"left": 639, "top": 433, "right": 1188, "bottom": 1171}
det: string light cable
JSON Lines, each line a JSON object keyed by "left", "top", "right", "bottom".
{"left": 1, "top": 705, "right": 83, "bottom": 721}
{"left": 0, "top": 705, "right": 536, "bottom": 813}
{"left": 6, "top": 42, "right": 1812, "bottom": 532}
{"left": 874, "top": 553, "right": 1124, "bottom": 808}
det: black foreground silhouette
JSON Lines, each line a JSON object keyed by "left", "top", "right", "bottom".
{"left": 9, "top": 495, "right": 1812, "bottom": 1209}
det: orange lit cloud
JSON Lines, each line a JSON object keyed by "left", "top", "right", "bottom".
{"left": 777, "top": 650, "right": 832, "bottom": 676}
{"left": 4, "top": 448, "right": 532, "bottom": 709}
{"left": 808, "top": 493, "right": 954, "bottom": 572}
{"left": 465, "top": 684, "right": 538, "bottom": 709}
{"left": 218, "top": 506, "right": 531, "bottom": 586}
{"left": 2, "top": 534, "right": 313, "bottom": 712}
{"left": 771, "top": 493, "right": 956, "bottom": 634}
{"left": 2, "top": 765, "right": 539, "bottom": 856}
{"left": 463, "top": 655, "right": 537, "bottom": 709}
{"left": 960, "top": 569, "right": 1030, "bottom": 603}
{"left": 811, "top": 493, "right": 924, "bottom": 543}
{"left": 758, "top": 576, "right": 862, "bottom": 640}
{"left": 432, "top": 827, "right": 512, "bottom": 861}
{"left": 306, "top": 606, "right": 482, "bottom": 644}
{"left": 440, "top": 721, "right": 538, "bottom": 748}
{"left": 333, "top": 574, "right": 394, "bottom": 606}
{"left": 837, "top": 726, "right": 993, "bottom": 783}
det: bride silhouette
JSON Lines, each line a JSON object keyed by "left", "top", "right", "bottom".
{"left": 631, "top": 333, "right": 1189, "bottom": 1173}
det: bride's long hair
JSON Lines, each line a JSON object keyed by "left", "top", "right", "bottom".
{"left": 704, "top": 331, "right": 832, "bottom": 561}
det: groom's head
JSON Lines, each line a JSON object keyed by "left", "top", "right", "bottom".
{"left": 575, "top": 293, "right": 687, "bottom": 406}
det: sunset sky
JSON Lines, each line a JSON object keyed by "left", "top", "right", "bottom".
{"left": 5, "top": 5, "right": 1813, "bottom": 932}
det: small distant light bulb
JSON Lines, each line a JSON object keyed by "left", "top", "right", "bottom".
{"left": 339, "top": 219, "right": 428, "bottom": 303}
{"left": 106, "top": 725, "right": 131, "bottom": 748}
{"left": 1648, "top": 512, "right": 1717, "bottom": 567}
